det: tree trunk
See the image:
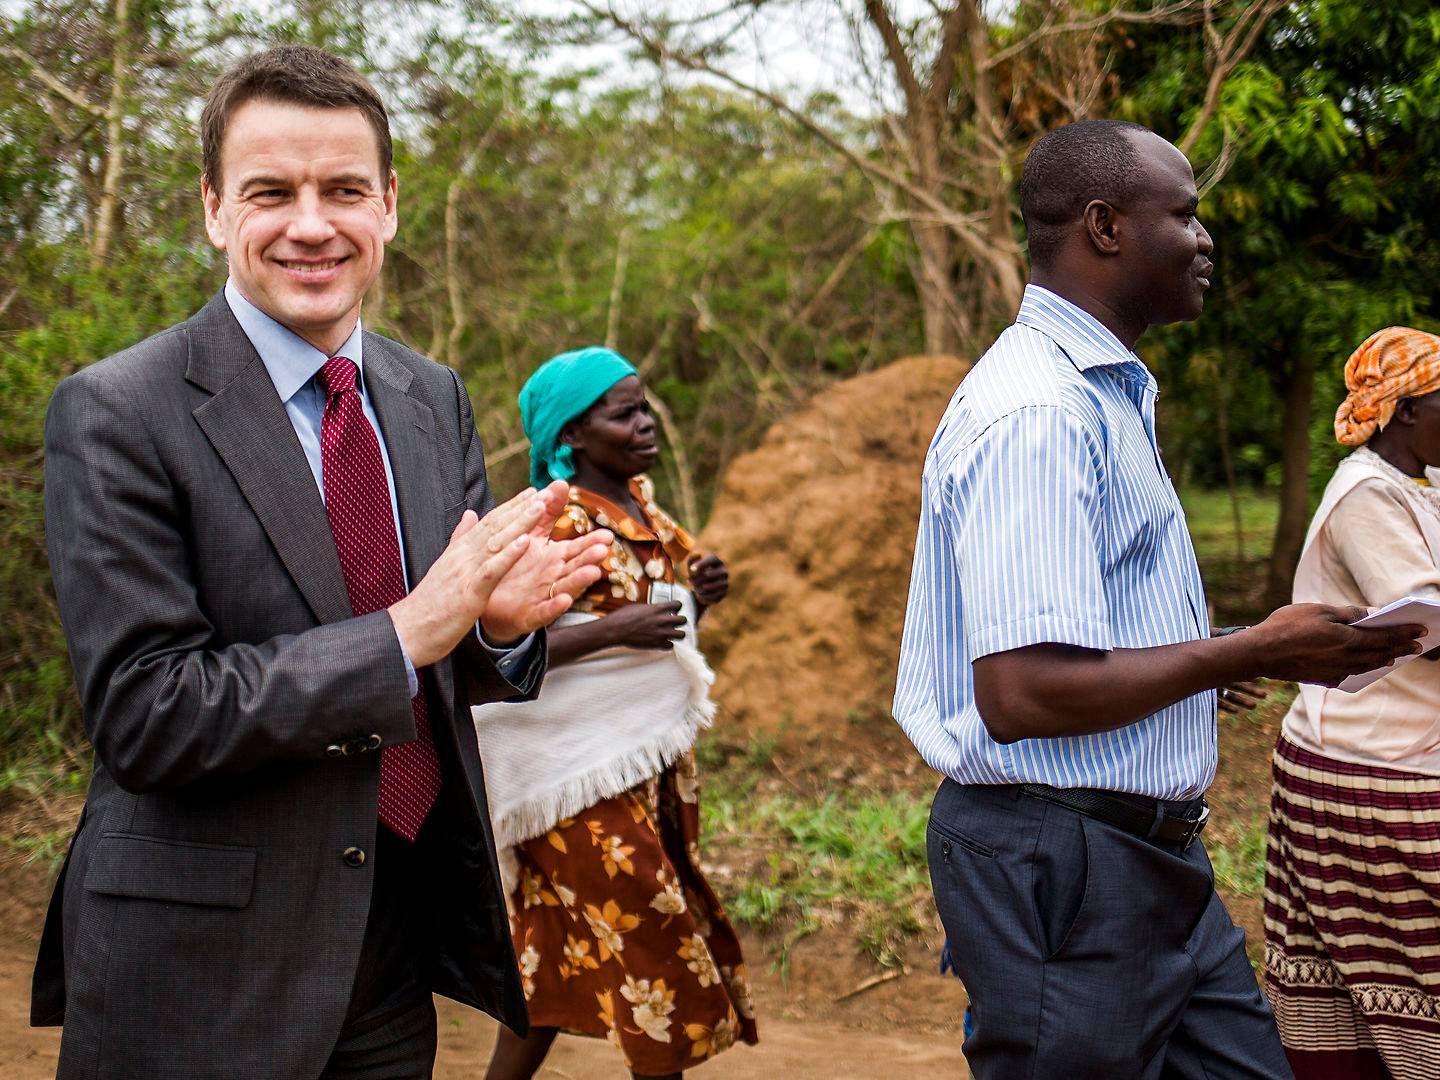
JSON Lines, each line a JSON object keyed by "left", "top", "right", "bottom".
{"left": 92, "top": 0, "right": 133, "bottom": 267}
{"left": 912, "top": 210, "right": 964, "bottom": 356}
{"left": 1264, "top": 350, "right": 1315, "bottom": 612}
{"left": 963, "top": 1, "right": 1025, "bottom": 334}
{"left": 444, "top": 175, "right": 466, "bottom": 369}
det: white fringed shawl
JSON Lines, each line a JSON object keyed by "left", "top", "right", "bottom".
{"left": 473, "top": 586, "right": 716, "bottom": 861}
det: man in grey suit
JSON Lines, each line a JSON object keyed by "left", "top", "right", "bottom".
{"left": 31, "top": 45, "right": 611, "bottom": 1079}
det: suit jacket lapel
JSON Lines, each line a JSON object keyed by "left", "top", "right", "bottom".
{"left": 186, "top": 292, "right": 354, "bottom": 627}
{"left": 363, "top": 334, "right": 446, "bottom": 588}
{"left": 364, "top": 333, "right": 456, "bottom": 716}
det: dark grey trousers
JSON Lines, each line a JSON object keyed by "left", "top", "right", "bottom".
{"left": 321, "top": 823, "right": 439, "bottom": 1079}
{"left": 320, "top": 995, "right": 436, "bottom": 1080}
{"left": 928, "top": 779, "right": 1294, "bottom": 1080}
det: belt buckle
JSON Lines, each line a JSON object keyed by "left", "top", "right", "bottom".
{"left": 1179, "top": 804, "right": 1210, "bottom": 848}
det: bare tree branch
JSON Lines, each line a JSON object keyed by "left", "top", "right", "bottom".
{"left": 788, "top": 227, "right": 875, "bottom": 330}
{"left": 864, "top": 0, "right": 925, "bottom": 120}
{"left": 576, "top": 0, "right": 992, "bottom": 259}
{"left": 1195, "top": 122, "right": 1243, "bottom": 196}
{"left": 482, "top": 438, "right": 530, "bottom": 468}
{"left": 0, "top": 45, "right": 107, "bottom": 118}
{"left": 1178, "top": 0, "right": 1285, "bottom": 156}
{"left": 0, "top": 285, "right": 20, "bottom": 323}
{"left": 691, "top": 288, "right": 767, "bottom": 387}
{"left": 927, "top": 2, "right": 969, "bottom": 117}
{"left": 604, "top": 226, "right": 632, "bottom": 350}
{"left": 444, "top": 175, "right": 467, "bottom": 369}
{"left": 984, "top": 0, "right": 1204, "bottom": 70}
{"left": 91, "top": 0, "right": 134, "bottom": 265}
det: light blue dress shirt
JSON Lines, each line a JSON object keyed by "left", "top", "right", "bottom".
{"left": 224, "top": 280, "right": 532, "bottom": 694}
{"left": 893, "top": 285, "right": 1216, "bottom": 800}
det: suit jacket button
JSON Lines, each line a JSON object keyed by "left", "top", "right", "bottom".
{"left": 325, "top": 743, "right": 344, "bottom": 758}
{"left": 366, "top": 734, "right": 382, "bottom": 750}
{"left": 342, "top": 846, "right": 366, "bottom": 868}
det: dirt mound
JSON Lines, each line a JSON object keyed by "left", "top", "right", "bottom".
{"left": 699, "top": 355, "right": 970, "bottom": 745}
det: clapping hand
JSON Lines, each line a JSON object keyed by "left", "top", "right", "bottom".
{"left": 480, "top": 480, "right": 613, "bottom": 643}
{"left": 390, "top": 481, "right": 611, "bottom": 666}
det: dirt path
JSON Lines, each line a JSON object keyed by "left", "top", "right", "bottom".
{"left": 0, "top": 937, "right": 967, "bottom": 1079}
{"left": 0, "top": 825, "right": 969, "bottom": 1080}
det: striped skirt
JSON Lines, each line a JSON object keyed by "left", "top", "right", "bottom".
{"left": 1264, "top": 734, "right": 1440, "bottom": 1080}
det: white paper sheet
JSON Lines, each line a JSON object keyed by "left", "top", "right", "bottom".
{"left": 1331, "top": 595, "right": 1440, "bottom": 693}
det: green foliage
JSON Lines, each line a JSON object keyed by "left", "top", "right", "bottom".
{"left": 1, "top": 255, "right": 219, "bottom": 768}
{"left": 0, "top": 1, "right": 920, "bottom": 766}
{"left": 701, "top": 785, "right": 932, "bottom": 964}
{"left": 1, "top": 829, "right": 71, "bottom": 869}
{"left": 1128, "top": 1, "right": 1440, "bottom": 491}
{"left": 1210, "top": 818, "right": 1268, "bottom": 898}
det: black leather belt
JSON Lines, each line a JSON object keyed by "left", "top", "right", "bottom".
{"left": 1021, "top": 784, "right": 1209, "bottom": 848}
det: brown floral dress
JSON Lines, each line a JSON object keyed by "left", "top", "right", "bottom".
{"left": 508, "top": 475, "right": 758, "bottom": 1074}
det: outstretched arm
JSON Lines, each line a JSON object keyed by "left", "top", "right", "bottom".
{"left": 973, "top": 604, "right": 1422, "bottom": 743}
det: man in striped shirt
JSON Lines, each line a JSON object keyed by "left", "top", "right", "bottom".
{"left": 894, "top": 120, "right": 1422, "bottom": 1078}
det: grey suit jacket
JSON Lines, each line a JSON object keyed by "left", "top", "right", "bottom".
{"left": 32, "top": 292, "right": 536, "bottom": 1079}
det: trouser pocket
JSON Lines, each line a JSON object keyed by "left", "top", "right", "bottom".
{"left": 1029, "top": 802, "right": 1091, "bottom": 961}
{"left": 929, "top": 815, "right": 997, "bottom": 861}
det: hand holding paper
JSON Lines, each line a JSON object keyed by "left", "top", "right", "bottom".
{"left": 1243, "top": 602, "right": 1424, "bottom": 690}
{"left": 1330, "top": 596, "right": 1440, "bottom": 692}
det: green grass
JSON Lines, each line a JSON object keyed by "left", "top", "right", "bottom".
{"left": 701, "top": 780, "right": 932, "bottom": 966}
{"left": 1178, "top": 486, "right": 1280, "bottom": 566}
{"left": 0, "top": 757, "right": 88, "bottom": 799}
{"left": 1178, "top": 486, "right": 1281, "bottom": 625}
{"left": 1, "top": 828, "right": 69, "bottom": 868}
{"left": 1210, "top": 817, "right": 1268, "bottom": 898}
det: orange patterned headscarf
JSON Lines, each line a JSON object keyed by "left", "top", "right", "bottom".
{"left": 1334, "top": 327, "right": 1440, "bottom": 446}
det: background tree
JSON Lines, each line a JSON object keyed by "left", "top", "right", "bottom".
{"left": 565, "top": 0, "right": 1283, "bottom": 356}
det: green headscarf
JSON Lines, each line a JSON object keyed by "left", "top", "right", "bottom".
{"left": 519, "top": 346, "right": 639, "bottom": 489}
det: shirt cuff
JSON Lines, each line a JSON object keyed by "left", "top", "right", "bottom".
{"left": 399, "top": 628, "right": 538, "bottom": 698}
{"left": 476, "top": 624, "right": 538, "bottom": 679}
{"left": 399, "top": 640, "right": 419, "bottom": 699}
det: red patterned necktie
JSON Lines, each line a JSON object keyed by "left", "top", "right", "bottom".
{"left": 319, "top": 355, "right": 441, "bottom": 842}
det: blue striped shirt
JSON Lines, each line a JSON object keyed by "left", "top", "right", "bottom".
{"left": 893, "top": 285, "right": 1216, "bottom": 800}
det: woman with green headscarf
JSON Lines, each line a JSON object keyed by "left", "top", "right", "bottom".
{"left": 476, "top": 348, "right": 757, "bottom": 1080}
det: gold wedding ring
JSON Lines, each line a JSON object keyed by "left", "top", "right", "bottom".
{"left": 548, "top": 582, "right": 558, "bottom": 600}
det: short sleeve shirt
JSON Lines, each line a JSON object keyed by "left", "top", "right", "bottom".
{"left": 892, "top": 285, "right": 1215, "bottom": 799}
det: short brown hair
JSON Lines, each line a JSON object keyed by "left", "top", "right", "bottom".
{"left": 201, "top": 45, "right": 393, "bottom": 193}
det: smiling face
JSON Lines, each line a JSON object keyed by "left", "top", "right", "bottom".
{"left": 1118, "top": 130, "right": 1215, "bottom": 326}
{"left": 202, "top": 98, "right": 397, "bottom": 355}
{"left": 564, "top": 376, "right": 659, "bottom": 481}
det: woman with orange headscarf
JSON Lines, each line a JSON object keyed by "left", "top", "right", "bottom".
{"left": 1264, "top": 327, "right": 1440, "bottom": 1080}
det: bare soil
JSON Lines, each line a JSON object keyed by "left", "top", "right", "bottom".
{"left": 698, "top": 354, "right": 970, "bottom": 755}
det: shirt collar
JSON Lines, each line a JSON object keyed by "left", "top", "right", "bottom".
{"left": 1015, "top": 284, "right": 1146, "bottom": 376}
{"left": 224, "top": 278, "right": 365, "bottom": 403}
